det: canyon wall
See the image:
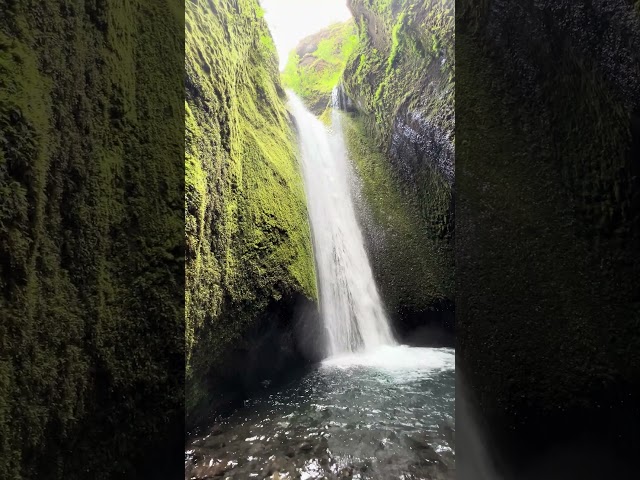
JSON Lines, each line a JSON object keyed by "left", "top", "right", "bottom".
{"left": 185, "top": 0, "right": 318, "bottom": 426}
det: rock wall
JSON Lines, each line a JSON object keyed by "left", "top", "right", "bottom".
{"left": 0, "top": 1, "right": 184, "bottom": 478}
{"left": 341, "top": 113, "right": 454, "bottom": 344}
{"left": 341, "top": 0, "right": 455, "bottom": 338}
{"left": 457, "top": 0, "right": 640, "bottom": 475}
{"left": 185, "top": 0, "right": 317, "bottom": 426}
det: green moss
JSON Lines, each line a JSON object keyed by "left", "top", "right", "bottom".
{"left": 344, "top": 0, "right": 454, "bottom": 142}
{"left": 387, "top": 12, "right": 406, "bottom": 75}
{"left": 340, "top": 113, "right": 453, "bottom": 310}
{"left": 281, "top": 21, "right": 359, "bottom": 114}
{"left": 0, "top": 1, "right": 184, "bottom": 478}
{"left": 185, "top": 0, "right": 316, "bottom": 419}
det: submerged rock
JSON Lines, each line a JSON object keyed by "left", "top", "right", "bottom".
{"left": 190, "top": 460, "right": 231, "bottom": 478}
{"left": 298, "top": 442, "right": 314, "bottom": 452}
{"left": 339, "top": 466, "right": 354, "bottom": 478}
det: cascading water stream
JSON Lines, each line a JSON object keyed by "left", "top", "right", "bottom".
{"left": 287, "top": 90, "right": 396, "bottom": 357}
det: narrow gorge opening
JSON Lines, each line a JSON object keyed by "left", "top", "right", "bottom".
{"left": 185, "top": 1, "right": 456, "bottom": 478}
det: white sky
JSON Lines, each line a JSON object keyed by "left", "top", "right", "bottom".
{"left": 260, "top": 0, "right": 353, "bottom": 70}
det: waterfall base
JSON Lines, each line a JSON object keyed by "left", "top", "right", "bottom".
{"left": 186, "top": 346, "right": 455, "bottom": 479}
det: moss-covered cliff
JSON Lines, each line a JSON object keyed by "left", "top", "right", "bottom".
{"left": 457, "top": 0, "right": 640, "bottom": 475}
{"left": 341, "top": 113, "right": 454, "bottom": 339}
{"left": 185, "top": 0, "right": 317, "bottom": 424}
{"left": 282, "top": 21, "right": 358, "bottom": 114}
{"left": 341, "top": 0, "right": 455, "bottom": 334}
{"left": 344, "top": 0, "right": 454, "bottom": 163}
{"left": 0, "top": 1, "right": 184, "bottom": 478}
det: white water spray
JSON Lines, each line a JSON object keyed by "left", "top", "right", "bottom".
{"left": 288, "top": 90, "right": 396, "bottom": 357}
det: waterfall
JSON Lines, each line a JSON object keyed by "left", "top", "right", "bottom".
{"left": 288, "top": 90, "right": 396, "bottom": 357}
{"left": 331, "top": 82, "right": 351, "bottom": 112}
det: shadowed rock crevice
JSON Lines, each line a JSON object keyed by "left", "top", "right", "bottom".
{"left": 187, "top": 294, "right": 321, "bottom": 432}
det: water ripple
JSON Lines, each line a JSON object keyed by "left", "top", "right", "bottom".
{"left": 186, "top": 346, "right": 455, "bottom": 479}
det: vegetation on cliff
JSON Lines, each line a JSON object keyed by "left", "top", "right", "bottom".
{"left": 0, "top": 1, "right": 184, "bottom": 478}
{"left": 344, "top": 0, "right": 454, "bottom": 147}
{"left": 339, "top": 0, "right": 455, "bottom": 325}
{"left": 282, "top": 21, "right": 358, "bottom": 114}
{"left": 185, "top": 0, "right": 316, "bottom": 422}
{"left": 342, "top": 0, "right": 454, "bottom": 226}
{"left": 341, "top": 113, "right": 453, "bottom": 319}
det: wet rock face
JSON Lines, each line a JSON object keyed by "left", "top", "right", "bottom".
{"left": 390, "top": 108, "right": 454, "bottom": 187}
{"left": 332, "top": 83, "right": 358, "bottom": 113}
{"left": 340, "top": 0, "right": 455, "bottom": 333}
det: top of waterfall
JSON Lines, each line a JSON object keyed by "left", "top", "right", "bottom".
{"left": 331, "top": 84, "right": 351, "bottom": 112}
{"left": 260, "top": 0, "right": 352, "bottom": 70}
{"left": 331, "top": 86, "right": 340, "bottom": 108}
